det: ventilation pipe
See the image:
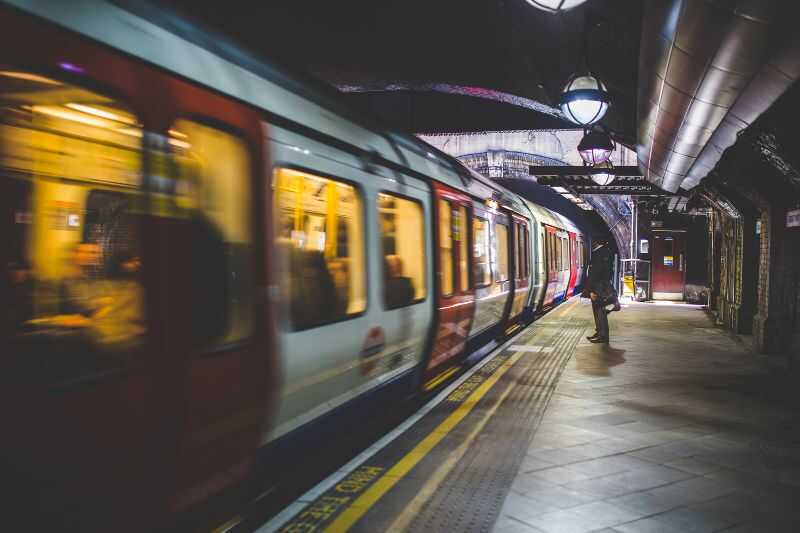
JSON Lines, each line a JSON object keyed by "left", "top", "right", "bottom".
{"left": 637, "top": 0, "right": 800, "bottom": 193}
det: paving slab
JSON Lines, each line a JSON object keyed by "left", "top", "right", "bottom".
{"left": 494, "top": 300, "right": 800, "bottom": 533}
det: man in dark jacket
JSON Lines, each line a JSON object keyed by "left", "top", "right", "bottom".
{"left": 584, "top": 239, "right": 613, "bottom": 343}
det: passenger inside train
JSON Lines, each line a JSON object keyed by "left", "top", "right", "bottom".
{"left": 378, "top": 192, "right": 426, "bottom": 308}
{"left": 384, "top": 254, "right": 415, "bottom": 309}
{"left": 274, "top": 168, "right": 366, "bottom": 330}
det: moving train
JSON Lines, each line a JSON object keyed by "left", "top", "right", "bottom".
{"left": 0, "top": 0, "right": 586, "bottom": 528}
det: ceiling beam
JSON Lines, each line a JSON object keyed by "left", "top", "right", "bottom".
{"left": 530, "top": 165, "right": 667, "bottom": 195}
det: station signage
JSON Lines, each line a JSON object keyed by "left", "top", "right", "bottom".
{"left": 787, "top": 209, "right": 800, "bottom": 228}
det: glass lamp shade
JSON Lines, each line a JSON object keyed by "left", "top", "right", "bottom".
{"left": 559, "top": 74, "right": 610, "bottom": 126}
{"left": 578, "top": 130, "right": 615, "bottom": 165}
{"left": 525, "top": 0, "right": 588, "bottom": 12}
{"left": 590, "top": 161, "right": 615, "bottom": 186}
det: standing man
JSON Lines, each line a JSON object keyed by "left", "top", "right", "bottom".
{"left": 584, "top": 238, "right": 613, "bottom": 344}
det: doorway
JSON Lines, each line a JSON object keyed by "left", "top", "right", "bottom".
{"left": 651, "top": 230, "right": 687, "bottom": 300}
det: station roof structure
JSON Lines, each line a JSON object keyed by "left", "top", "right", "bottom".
{"left": 156, "top": 0, "right": 800, "bottom": 196}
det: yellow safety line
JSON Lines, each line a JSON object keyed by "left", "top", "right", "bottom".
{"left": 388, "top": 366, "right": 519, "bottom": 532}
{"left": 422, "top": 365, "right": 460, "bottom": 391}
{"left": 323, "top": 349, "right": 525, "bottom": 533}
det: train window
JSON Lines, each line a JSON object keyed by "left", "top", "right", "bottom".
{"left": 525, "top": 227, "right": 530, "bottom": 277}
{"left": 379, "top": 193, "right": 426, "bottom": 308}
{"left": 520, "top": 225, "right": 526, "bottom": 278}
{"left": 513, "top": 224, "right": 520, "bottom": 280}
{"left": 563, "top": 237, "right": 569, "bottom": 271}
{"left": 438, "top": 199, "right": 453, "bottom": 297}
{"left": 458, "top": 206, "right": 469, "bottom": 292}
{"left": 273, "top": 168, "right": 365, "bottom": 330}
{"left": 169, "top": 120, "right": 254, "bottom": 348}
{"left": 557, "top": 236, "right": 564, "bottom": 271}
{"left": 495, "top": 223, "right": 509, "bottom": 283}
{"left": 473, "top": 217, "right": 491, "bottom": 288}
{"left": 519, "top": 225, "right": 528, "bottom": 279}
{"left": 545, "top": 232, "right": 552, "bottom": 273}
{"left": 0, "top": 70, "right": 145, "bottom": 386}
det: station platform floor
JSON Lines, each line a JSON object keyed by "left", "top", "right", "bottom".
{"left": 261, "top": 298, "right": 800, "bottom": 533}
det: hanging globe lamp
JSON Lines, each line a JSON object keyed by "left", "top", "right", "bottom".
{"left": 559, "top": 73, "right": 610, "bottom": 126}
{"left": 578, "top": 129, "right": 615, "bottom": 165}
{"left": 525, "top": 0, "right": 589, "bottom": 13}
{"left": 589, "top": 160, "right": 615, "bottom": 186}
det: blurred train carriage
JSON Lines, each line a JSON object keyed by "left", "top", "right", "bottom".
{"left": 0, "top": 0, "right": 587, "bottom": 529}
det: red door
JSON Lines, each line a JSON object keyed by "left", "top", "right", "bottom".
{"left": 508, "top": 214, "right": 530, "bottom": 323}
{"left": 158, "top": 75, "right": 276, "bottom": 512}
{"left": 566, "top": 232, "right": 578, "bottom": 297}
{"left": 542, "top": 225, "right": 559, "bottom": 307}
{"left": 0, "top": 9, "right": 278, "bottom": 529}
{"left": 424, "top": 182, "right": 475, "bottom": 389}
{"left": 0, "top": 11, "right": 174, "bottom": 529}
{"left": 652, "top": 231, "right": 687, "bottom": 300}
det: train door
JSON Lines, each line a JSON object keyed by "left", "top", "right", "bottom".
{"left": 553, "top": 230, "right": 570, "bottom": 304}
{"left": 269, "top": 126, "right": 432, "bottom": 443}
{"left": 157, "top": 78, "right": 274, "bottom": 510}
{"left": 652, "top": 231, "right": 687, "bottom": 300}
{"left": 566, "top": 232, "right": 578, "bottom": 297}
{"left": 507, "top": 214, "right": 530, "bottom": 325}
{"left": 424, "top": 182, "right": 474, "bottom": 388}
{"left": 527, "top": 209, "right": 546, "bottom": 314}
{"left": 574, "top": 236, "right": 586, "bottom": 295}
{"left": 469, "top": 201, "right": 511, "bottom": 339}
{"left": 0, "top": 36, "right": 175, "bottom": 528}
{"left": 542, "top": 225, "right": 558, "bottom": 308}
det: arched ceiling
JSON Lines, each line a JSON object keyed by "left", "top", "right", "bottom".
{"left": 151, "top": 0, "right": 800, "bottom": 195}
{"left": 155, "top": 0, "right": 642, "bottom": 143}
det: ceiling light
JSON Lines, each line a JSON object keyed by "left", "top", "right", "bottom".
{"left": 559, "top": 73, "right": 610, "bottom": 126}
{"left": 578, "top": 129, "right": 615, "bottom": 165}
{"left": 66, "top": 103, "right": 135, "bottom": 125}
{"left": 590, "top": 160, "right": 615, "bottom": 186}
{"left": 524, "top": 0, "right": 588, "bottom": 13}
{"left": 31, "top": 105, "right": 109, "bottom": 128}
{"left": 0, "top": 71, "right": 61, "bottom": 85}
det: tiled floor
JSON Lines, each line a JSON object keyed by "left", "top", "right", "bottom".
{"left": 494, "top": 300, "right": 800, "bottom": 533}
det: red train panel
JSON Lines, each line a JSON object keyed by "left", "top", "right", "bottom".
{"left": 0, "top": 7, "right": 277, "bottom": 525}
{"left": 566, "top": 231, "right": 578, "bottom": 297}
{"left": 424, "top": 182, "right": 475, "bottom": 386}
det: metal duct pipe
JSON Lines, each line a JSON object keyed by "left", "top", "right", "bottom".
{"left": 637, "top": 0, "right": 800, "bottom": 193}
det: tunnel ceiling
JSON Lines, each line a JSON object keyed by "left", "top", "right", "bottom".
{"left": 154, "top": 0, "right": 642, "bottom": 142}
{"left": 152, "top": 0, "right": 800, "bottom": 195}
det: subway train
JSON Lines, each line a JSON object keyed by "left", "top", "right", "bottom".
{"left": 0, "top": 0, "right": 586, "bottom": 528}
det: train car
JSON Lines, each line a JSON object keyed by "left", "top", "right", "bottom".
{"left": 0, "top": 1, "right": 586, "bottom": 529}
{"left": 525, "top": 202, "right": 585, "bottom": 310}
{"left": 558, "top": 213, "right": 586, "bottom": 299}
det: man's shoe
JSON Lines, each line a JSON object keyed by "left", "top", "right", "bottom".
{"left": 589, "top": 336, "right": 609, "bottom": 344}
{"left": 586, "top": 333, "right": 599, "bottom": 340}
